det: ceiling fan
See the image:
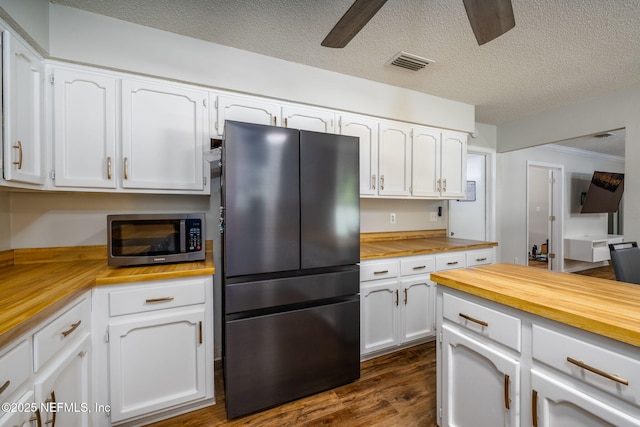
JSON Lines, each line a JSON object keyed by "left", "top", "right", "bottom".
{"left": 321, "top": 0, "right": 515, "bottom": 48}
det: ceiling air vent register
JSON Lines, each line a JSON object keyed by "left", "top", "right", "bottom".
{"left": 387, "top": 51, "right": 432, "bottom": 71}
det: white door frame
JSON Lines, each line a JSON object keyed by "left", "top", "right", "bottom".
{"left": 526, "top": 161, "right": 564, "bottom": 271}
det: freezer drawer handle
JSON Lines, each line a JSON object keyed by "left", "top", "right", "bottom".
{"left": 566, "top": 357, "right": 629, "bottom": 385}
{"left": 373, "top": 270, "right": 389, "bottom": 275}
{"left": 459, "top": 313, "right": 488, "bottom": 327}
{"left": 61, "top": 321, "right": 82, "bottom": 337}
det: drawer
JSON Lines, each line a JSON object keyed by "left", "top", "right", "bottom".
{"left": 466, "top": 249, "right": 493, "bottom": 267}
{"left": 33, "top": 296, "right": 91, "bottom": 371}
{"left": 443, "top": 293, "right": 521, "bottom": 351}
{"left": 435, "top": 252, "right": 466, "bottom": 271}
{"left": 400, "top": 256, "right": 435, "bottom": 276}
{"left": 0, "top": 340, "right": 31, "bottom": 404}
{"left": 532, "top": 324, "right": 640, "bottom": 406}
{"left": 109, "top": 277, "right": 207, "bottom": 317}
{"left": 360, "top": 260, "right": 399, "bottom": 282}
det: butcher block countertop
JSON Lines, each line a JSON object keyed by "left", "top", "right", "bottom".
{"left": 0, "top": 242, "right": 214, "bottom": 348}
{"left": 431, "top": 263, "right": 640, "bottom": 348}
{"left": 360, "top": 230, "right": 498, "bottom": 260}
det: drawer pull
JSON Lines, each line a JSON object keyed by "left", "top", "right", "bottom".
{"left": 447, "top": 261, "right": 459, "bottom": 265}
{"left": 61, "top": 321, "right": 81, "bottom": 338}
{"left": 145, "top": 297, "right": 175, "bottom": 304}
{"left": 0, "top": 380, "right": 9, "bottom": 395}
{"left": 532, "top": 389, "right": 539, "bottom": 427}
{"left": 29, "top": 408, "right": 42, "bottom": 427}
{"left": 459, "top": 313, "right": 489, "bottom": 327}
{"left": 475, "top": 257, "right": 488, "bottom": 262}
{"left": 566, "top": 357, "right": 629, "bottom": 386}
{"left": 413, "top": 265, "right": 427, "bottom": 270}
{"left": 373, "top": 270, "right": 389, "bottom": 275}
{"left": 404, "top": 288, "right": 408, "bottom": 305}
{"left": 395, "top": 289, "right": 399, "bottom": 306}
{"left": 199, "top": 321, "right": 203, "bottom": 344}
{"left": 504, "top": 374, "right": 510, "bottom": 410}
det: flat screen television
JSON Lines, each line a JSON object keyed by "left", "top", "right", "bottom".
{"left": 581, "top": 171, "right": 624, "bottom": 213}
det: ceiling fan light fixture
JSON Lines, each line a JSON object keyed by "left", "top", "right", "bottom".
{"left": 386, "top": 51, "right": 432, "bottom": 71}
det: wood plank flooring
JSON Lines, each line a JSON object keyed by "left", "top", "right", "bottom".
{"left": 145, "top": 342, "right": 437, "bottom": 427}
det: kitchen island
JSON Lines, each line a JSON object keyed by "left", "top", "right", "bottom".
{"left": 431, "top": 263, "right": 640, "bottom": 427}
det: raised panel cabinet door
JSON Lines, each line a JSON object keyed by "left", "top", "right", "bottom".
{"left": 360, "top": 279, "right": 399, "bottom": 355}
{"left": 108, "top": 307, "right": 206, "bottom": 423}
{"left": 442, "top": 324, "right": 520, "bottom": 427}
{"left": 411, "top": 125, "right": 441, "bottom": 197}
{"left": 215, "top": 94, "right": 280, "bottom": 135}
{"left": 0, "top": 390, "right": 37, "bottom": 427}
{"left": 339, "top": 114, "right": 379, "bottom": 196}
{"left": 440, "top": 131, "right": 467, "bottom": 198}
{"left": 121, "top": 79, "right": 206, "bottom": 191}
{"left": 34, "top": 334, "right": 91, "bottom": 427}
{"left": 52, "top": 67, "right": 117, "bottom": 188}
{"left": 282, "top": 105, "right": 335, "bottom": 132}
{"left": 531, "top": 370, "right": 640, "bottom": 427}
{"left": 399, "top": 276, "right": 434, "bottom": 343}
{"left": 2, "top": 31, "right": 44, "bottom": 185}
{"left": 378, "top": 121, "right": 412, "bottom": 196}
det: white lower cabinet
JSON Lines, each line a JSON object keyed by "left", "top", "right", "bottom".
{"left": 436, "top": 287, "right": 640, "bottom": 427}
{"left": 0, "top": 391, "right": 37, "bottom": 427}
{"left": 92, "top": 275, "right": 214, "bottom": 426}
{"left": 441, "top": 324, "right": 520, "bottom": 427}
{"left": 531, "top": 370, "right": 640, "bottom": 427}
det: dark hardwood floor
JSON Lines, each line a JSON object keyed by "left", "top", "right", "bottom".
{"left": 145, "top": 342, "right": 437, "bottom": 427}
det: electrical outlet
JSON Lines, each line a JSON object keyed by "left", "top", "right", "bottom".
{"left": 429, "top": 212, "right": 438, "bottom": 222}
{"left": 390, "top": 213, "right": 396, "bottom": 224}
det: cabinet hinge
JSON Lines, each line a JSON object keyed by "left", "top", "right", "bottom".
{"left": 203, "top": 98, "right": 207, "bottom": 108}
{"left": 549, "top": 215, "right": 556, "bottom": 221}
{"left": 50, "top": 170, "right": 55, "bottom": 180}
{"left": 439, "top": 331, "right": 443, "bottom": 343}
{"left": 49, "top": 74, "right": 54, "bottom": 84}
{"left": 550, "top": 177, "right": 556, "bottom": 184}
{"left": 548, "top": 253, "right": 556, "bottom": 259}
{"left": 439, "top": 407, "right": 443, "bottom": 418}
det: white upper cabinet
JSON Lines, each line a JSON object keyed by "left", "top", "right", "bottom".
{"left": 2, "top": 30, "right": 44, "bottom": 185}
{"left": 215, "top": 94, "right": 336, "bottom": 135}
{"left": 215, "top": 94, "right": 279, "bottom": 134}
{"left": 378, "top": 121, "right": 412, "bottom": 197}
{"left": 282, "top": 105, "right": 334, "bottom": 132}
{"left": 440, "top": 130, "right": 467, "bottom": 198}
{"left": 339, "top": 114, "right": 379, "bottom": 196}
{"left": 121, "top": 79, "right": 207, "bottom": 191}
{"left": 52, "top": 67, "right": 117, "bottom": 189}
{"left": 411, "top": 125, "right": 441, "bottom": 197}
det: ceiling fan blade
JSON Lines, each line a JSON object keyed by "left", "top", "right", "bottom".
{"left": 462, "top": 0, "right": 515, "bottom": 45}
{"left": 321, "top": 0, "right": 388, "bottom": 48}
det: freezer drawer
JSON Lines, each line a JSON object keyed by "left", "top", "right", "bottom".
{"left": 224, "top": 297, "right": 360, "bottom": 418}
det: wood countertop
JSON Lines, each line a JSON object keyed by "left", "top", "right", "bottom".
{"left": 360, "top": 230, "right": 498, "bottom": 260}
{"left": 430, "top": 263, "right": 640, "bottom": 348}
{"left": 0, "top": 243, "right": 214, "bottom": 348}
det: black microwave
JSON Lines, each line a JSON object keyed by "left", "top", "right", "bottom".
{"left": 107, "top": 213, "right": 205, "bottom": 266}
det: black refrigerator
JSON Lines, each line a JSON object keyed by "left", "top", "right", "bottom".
{"left": 220, "top": 121, "right": 361, "bottom": 418}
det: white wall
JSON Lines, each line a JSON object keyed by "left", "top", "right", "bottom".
{"left": 497, "top": 145, "right": 623, "bottom": 266}
{"left": 0, "top": 191, "right": 10, "bottom": 250}
{"left": 360, "top": 199, "right": 447, "bottom": 232}
{"left": 0, "top": 0, "right": 48, "bottom": 52}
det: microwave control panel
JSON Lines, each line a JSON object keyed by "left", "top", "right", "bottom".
{"left": 187, "top": 219, "right": 202, "bottom": 252}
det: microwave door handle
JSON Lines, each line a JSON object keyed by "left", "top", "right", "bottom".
{"left": 180, "top": 220, "right": 186, "bottom": 253}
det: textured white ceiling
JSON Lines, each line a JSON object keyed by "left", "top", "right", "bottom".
{"left": 51, "top": 0, "right": 640, "bottom": 128}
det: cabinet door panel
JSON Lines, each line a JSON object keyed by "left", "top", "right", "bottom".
{"left": 2, "top": 31, "right": 44, "bottom": 185}
{"left": 442, "top": 325, "right": 520, "bottom": 427}
{"left": 53, "top": 68, "right": 117, "bottom": 188}
{"left": 532, "top": 370, "right": 640, "bottom": 427}
{"left": 361, "top": 280, "right": 399, "bottom": 354}
{"left": 400, "top": 276, "right": 434, "bottom": 342}
{"left": 122, "top": 80, "right": 206, "bottom": 190}
{"left": 109, "top": 307, "right": 206, "bottom": 422}
{"left": 378, "top": 122, "right": 411, "bottom": 196}
{"left": 340, "top": 114, "right": 378, "bottom": 196}
{"left": 216, "top": 95, "right": 279, "bottom": 133}
{"left": 440, "top": 131, "right": 467, "bottom": 198}
{"left": 411, "top": 126, "right": 440, "bottom": 197}
{"left": 283, "top": 105, "right": 334, "bottom": 132}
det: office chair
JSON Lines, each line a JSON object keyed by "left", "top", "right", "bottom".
{"left": 609, "top": 242, "right": 640, "bottom": 285}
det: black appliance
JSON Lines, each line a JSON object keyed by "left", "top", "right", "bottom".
{"left": 220, "top": 121, "right": 360, "bottom": 418}
{"left": 107, "top": 213, "right": 205, "bottom": 266}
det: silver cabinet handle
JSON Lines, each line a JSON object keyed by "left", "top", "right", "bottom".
{"left": 443, "top": 178, "right": 447, "bottom": 192}
{"left": 436, "top": 178, "right": 441, "bottom": 192}
{"left": 123, "top": 157, "right": 129, "bottom": 180}
{"left": 13, "top": 141, "right": 23, "bottom": 169}
{"left": 459, "top": 312, "right": 488, "bottom": 327}
{"left": 107, "top": 157, "right": 112, "bottom": 180}
{"left": 413, "top": 265, "right": 426, "bottom": 270}
{"left": 380, "top": 175, "right": 385, "bottom": 190}
{"left": 372, "top": 174, "right": 376, "bottom": 190}
{"left": 447, "top": 261, "right": 459, "bottom": 265}
{"left": 373, "top": 270, "right": 389, "bottom": 275}
{"left": 145, "top": 296, "right": 175, "bottom": 303}
{"left": 476, "top": 257, "right": 488, "bottom": 262}
{"left": 567, "top": 357, "right": 629, "bottom": 385}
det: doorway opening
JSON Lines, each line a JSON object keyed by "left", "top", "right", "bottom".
{"left": 527, "top": 162, "right": 564, "bottom": 271}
